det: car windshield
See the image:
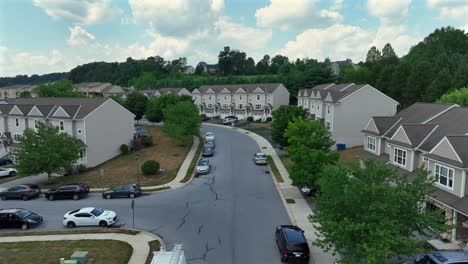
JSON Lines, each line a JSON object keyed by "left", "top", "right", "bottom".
{"left": 256, "top": 154, "right": 267, "bottom": 159}
{"left": 206, "top": 133, "right": 213, "bottom": 136}
{"left": 16, "top": 209, "right": 32, "bottom": 219}
{"left": 415, "top": 256, "right": 437, "bottom": 264}
{"left": 90, "top": 208, "right": 104, "bottom": 217}
{"left": 198, "top": 160, "right": 209, "bottom": 166}
{"left": 204, "top": 148, "right": 212, "bottom": 152}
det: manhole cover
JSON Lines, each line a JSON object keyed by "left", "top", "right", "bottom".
{"left": 265, "top": 170, "right": 270, "bottom": 174}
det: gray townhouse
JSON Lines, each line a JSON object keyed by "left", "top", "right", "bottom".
{"left": 74, "top": 82, "right": 125, "bottom": 97}
{"left": 358, "top": 102, "right": 468, "bottom": 243}
{"left": 0, "top": 97, "right": 134, "bottom": 168}
{"left": 121, "top": 88, "right": 191, "bottom": 99}
{"left": 191, "top": 83, "right": 290, "bottom": 120}
{"left": 297, "top": 83, "right": 398, "bottom": 149}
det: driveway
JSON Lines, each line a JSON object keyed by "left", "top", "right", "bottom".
{"left": 1, "top": 125, "right": 292, "bottom": 264}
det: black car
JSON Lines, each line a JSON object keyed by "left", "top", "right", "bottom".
{"left": 202, "top": 147, "right": 214, "bottom": 157}
{"left": 275, "top": 225, "right": 310, "bottom": 263}
{"left": 45, "top": 183, "right": 89, "bottom": 201}
{"left": 0, "top": 158, "right": 13, "bottom": 166}
{"left": 0, "top": 184, "right": 41, "bottom": 201}
{"left": 102, "top": 184, "right": 142, "bottom": 199}
{"left": 0, "top": 208, "right": 43, "bottom": 230}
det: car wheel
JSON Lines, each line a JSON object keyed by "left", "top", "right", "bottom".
{"left": 20, "top": 223, "right": 29, "bottom": 230}
{"left": 72, "top": 194, "right": 79, "bottom": 200}
{"left": 106, "top": 194, "right": 112, "bottom": 199}
{"left": 66, "top": 221, "right": 76, "bottom": 228}
{"left": 0, "top": 195, "right": 6, "bottom": 201}
{"left": 21, "top": 195, "right": 28, "bottom": 201}
{"left": 129, "top": 193, "right": 135, "bottom": 199}
{"left": 280, "top": 255, "right": 287, "bottom": 262}
{"left": 48, "top": 195, "right": 55, "bottom": 201}
{"left": 99, "top": 221, "right": 108, "bottom": 227}
{"left": 9, "top": 171, "right": 16, "bottom": 176}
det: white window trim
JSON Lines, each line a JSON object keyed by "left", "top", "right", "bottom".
{"left": 434, "top": 163, "right": 454, "bottom": 191}
{"left": 15, "top": 118, "right": 19, "bottom": 127}
{"left": 59, "top": 120, "right": 65, "bottom": 131}
{"left": 78, "top": 129, "right": 82, "bottom": 134}
{"left": 393, "top": 147, "right": 407, "bottom": 167}
{"left": 367, "top": 136, "right": 377, "bottom": 152}
{"left": 13, "top": 133, "right": 21, "bottom": 143}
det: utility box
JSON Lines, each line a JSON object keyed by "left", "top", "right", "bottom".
{"left": 151, "top": 244, "right": 186, "bottom": 264}
{"left": 70, "top": 251, "right": 88, "bottom": 264}
{"left": 63, "top": 260, "right": 78, "bottom": 264}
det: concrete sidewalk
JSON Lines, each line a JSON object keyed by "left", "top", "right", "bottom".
{"left": 0, "top": 230, "right": 163, "bottom": 264}
{"left": 0, "top": 136, "right": 200, "bottom": 193}
{"left": 205, "top": 123, "right": 340, "bottom": 263}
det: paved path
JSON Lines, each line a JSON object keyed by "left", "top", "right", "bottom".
{"left": 0, "top": 173, "right": 48, "bottom": 190}
{"left": 0, "top": 231, "right": 162, "bottom": 264}
{"left": 205, "top": 123, "right": 340, "bottom": 263}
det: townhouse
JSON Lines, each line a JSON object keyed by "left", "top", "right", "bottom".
{"left": 297, "top": 83, "right": 398, "bottom": 149}
{"left": 74, "top": 82, "right": 125, "bottom": 97}
{"left": 0, "top": 85, "right": 36, "bottom": 99}
{"left": 358, "top": 102, "right": 468, "bottom": 242}
{"left": 121, "top": 88, "right": 191, "bottom": 99}
{"left": 0, "top": 97, "right": 134, "bottom": 168}
{"left": 192, "top": 83, "right": 290, "bottom": 120}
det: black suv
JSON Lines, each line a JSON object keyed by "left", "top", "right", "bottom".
{"left": 404, "top": 251, "right": 468, "bottom": 264}
{"left": 102, "top": 184, "right": 142, "bottom": 199}
{"left": 45, "top": 183, "right": 89, "bottom": 201}
{"left": 0, "top": 184, "right": 41, "bottom": 201}
{"left": 0, "top": 208, "right": 43, "bottom": 230}
{"left": 275, "top": 225, "right": 310, "bottom": 263}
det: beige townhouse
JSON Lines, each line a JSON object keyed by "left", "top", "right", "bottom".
{"left": 0, "top": 97, "right": 134, "bottom": 168}
{"left": 74, "top": 82, "right": 125, "bottom": 97}
{"left": 0, "top": 85, "right": 36, "bottom": 99}
{"left": 297, "top": 83, "right": 398, "bottom": 149}
{"left": 121, "top": 88, "right": 191, "bottom": 99}
{"left": 358, "top": 102, "right": 468, "bottom": 243}
{"left": 192, "top": 83, "right": 290, "bottom": 120}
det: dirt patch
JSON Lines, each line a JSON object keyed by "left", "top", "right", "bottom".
{"left": 338, "top": 146, "right": 362, "bottom": 166}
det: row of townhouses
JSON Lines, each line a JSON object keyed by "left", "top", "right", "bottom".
{"left": 120, "top": 88, "right": 191, "bottom": 99}
{"left": 0, "top": 98, "right": 134, "bottom": 168}
{"left": 297, "top": 83, "right": 398, "bottom": 149}
{"left": 0, "top": 85, "right": 36, "bottom": 99}
{"left": 358, "top": 102, "right": 468, "bottom": 242}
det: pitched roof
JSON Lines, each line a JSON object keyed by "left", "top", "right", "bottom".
{"left": 4, "top": 98, "right": 108, "bottom": 119}
{"left": 0, "top": 84, "right": 36, "bottom": 90}
{"left": 197, "top": 83, "right": 284, "bottom": 94}
{"left": 446, "top": 136, "right": 468, "bottom": 167}
{"left": 372, "top": 116, "right": 401, "bottom": 135}
{"left": 74, "top": 82, "right": 124, "bottom": 94}
{"left": 401, "top": 124, "right": 438, "bottom": 147}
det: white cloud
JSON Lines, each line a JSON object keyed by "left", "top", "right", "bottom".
{"left": 463, "top": 24, "right": 468, "bottom": 32}
{"left": 279, "top": 23, "right": 419, "bottom": 62}
{"left": 427, "top": 0, "right": 468, "bottom": 20}
{"left": 367, "top": 0, "right": 412, "bottom": 25}
{"left": 330, "top": 0, "right": 343, "bottom": 10}
{"left": 33, "top": 0, "right": 121, "bottom": 24}
{"left": 255, "top": 0, "right": 341, "bottom": 31}
{"left": 214, "top": 17, "right": 273, "bottom": 50}
{"left": 67, "top": 26, "right": 96, "bottom": 46}
{"left": 0, "top": 48, "right": 68, "bottom": 76}
{"left": 128, "top": 0, "right": 224, "bottom": 36}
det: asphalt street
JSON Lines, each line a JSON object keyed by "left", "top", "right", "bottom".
{"left": 0, "top": 125, "right": 292, "bottom": 264}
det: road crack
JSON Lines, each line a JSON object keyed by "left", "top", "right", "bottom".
{"left": 176, "top": 210, "right": 190, "bottom": 230}
{"left": 187, "top": 242, "right": 216, "bottom": 262}
{"left": 198, "top": 225, "right": 204, "bottom": 234}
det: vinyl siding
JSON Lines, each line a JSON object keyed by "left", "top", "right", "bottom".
{"left": 271, "top": 84, "right": 290, "bottom": 110}
{"left": 428, "top": 159, "right": 464, "bottom": 197}
{"left": 431, "top": 139, "right": 461, "bottom": 163}
{"left": 392, "top": 127, "right": 411, "bottom": 145}
{"left": 365, "top": 119, "right": 379, "bottom": 134}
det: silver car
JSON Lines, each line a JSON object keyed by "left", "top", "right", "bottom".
{"left": 195, "top": 159, "right": 211, "bottom": 175}
{"left": 254, "top": 152, "right": 268, "bottom": 165}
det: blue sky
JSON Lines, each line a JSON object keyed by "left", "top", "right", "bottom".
{"left": 0, "top": 0, "right": 467, "bottom": 77}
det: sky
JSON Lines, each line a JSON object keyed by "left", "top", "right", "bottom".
{"left": 0, "top": 0, "right": 467, "bottom": 77}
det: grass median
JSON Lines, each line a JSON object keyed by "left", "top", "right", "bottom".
{"left": 180, "top": 136, "right": 204, "bottom": 183}
{"left": 267, "top": 156, "right": 284, "bottom": 183}
{"left": 0, "top": 228, "right": 139, "bottom": 237}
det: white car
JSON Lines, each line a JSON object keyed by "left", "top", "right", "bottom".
{"left": 0, "top": 168, "right": 17, "bottom": 177}
{"left": 205, "top": 132, "right": 215, "bottom": 141}
{"left": 63, "top": 207, "right": 117, "bottom": 228}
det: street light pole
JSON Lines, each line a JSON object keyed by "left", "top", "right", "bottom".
{"left": 135, "top": 154, "right": 140, "bottom": 185}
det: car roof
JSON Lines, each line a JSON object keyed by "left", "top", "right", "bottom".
{"left": 281, "top": 226, "right": 306, "bottom": 244}
{"left": 256, "top": 152, "right": 266, "bottom": 156}
{"left": 0, "top": 208, "right": 24, "bottom": 213}
{"left": 206, "top": 132, "right": 213, "bottom": 134}
{"left": 430, "top": 251, "right": 468, "bottom": 263}
{"left": 73, "top": 207, "right": 96, "bottom": 213}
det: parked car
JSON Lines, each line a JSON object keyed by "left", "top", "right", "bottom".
{"left": 300, "top": 186, "right": 318, "bottom": 197}
{"left": 0, "top": 184, "right": 41, "bottom": 201}
{"left": 403, "top": 251, "right": 468, "bottom": 264}
{"left": 0, "top": 158, "right": 13, "bottom": 166}
{"left": 0, "top": 208, "right": 43, "bottom": 230}
{"left": 200, "top": 114, "right": 209, "bottom": 121}
{"left": 45, "top": 183, "right": 89, "bottom": 201}
{"left": 275, "top": 225, "right": 310, "bottom": 263}
{"left": 254, "top": 152, "right": 268, "bottom": 165}
{"left": 202, "top": 147, "right": 214, "bottom": 157}
{"left": 195, "top": 159, "right": 211, "bottom": 175}
{"left": 0, "top": 168, "right": 17, "bottom": 177}
{"left": 63, "top": 207, "right": 117, "bottom": 228}
{"left": 205, "top": 132, "right": 215, "bottom": 141}
{"left": 223, "top": 116, "right": 238, "bottom": 125}
{"left": 102, "top": 184, "right": 142, "bottom": 199}
{"left": 205, "top": 139, "right": 216, "bottom": 149}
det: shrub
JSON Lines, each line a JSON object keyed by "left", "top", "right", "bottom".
{"left": 266, "top": 117, "right": 272, "bottom": 122}
{"left": 141, "top": 160, "right": 160, "bottom": 175}
{"left": 142, "top": 137, "right": 153, "bottom": 147}
{"left": 246, "top": 116, "right": 254, "bottom": 122}
{"left": 78, "top": 164, "right": 87, "bottom": 173}
{"left": 120, "top": 144, "right": 129, "bottom": 154}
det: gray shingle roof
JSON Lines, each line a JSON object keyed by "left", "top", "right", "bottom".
{"left": 0, "top": 85, "right": 36, "bottom": 90}
{"left": 401, "top": 124, "right": 438, "bottom": 147}
{"left": 372, "top": 116, "right": 401, "bottom": 135}
{"left": 446, "top": 136, "right": 468, "bottom": 167}
{"left": 197, "top": 83, "right": 283, "bottom": 94}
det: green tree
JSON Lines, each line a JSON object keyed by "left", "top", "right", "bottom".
{"left": 284, "top": 118, "right": 339, "bottom": 187}
{"left": 424, "top": 68, "right": 452, "bottom": 102}
{"left": 145, "top": 93, "right": 193, "bottom": 122}
{"left": 311, "top": 161, "right": 450, "bottom": 264}
{"left": 270, "top": 55, "right": 289, "bottom": 74}
{"left": 19, "top": 91, "right": 32, "bottom": 98}
{"left": 438, "top": 86, "right": 468, "bottom": 106}
{"left": 109, "top": 95, "right": 126, "bottom": 107}
{"left": 163, "top": 101, "right": 201, "bottom": 142}
{"left": 13, "top": 122, "right": 80, "bottom": 183}
{"left": 124, "top": 91, "right": 148, "bottom": 121}
{"left": 34, "top": 80, "right": 85, "bottom": 97}
{"left": 256, "top": 54, "right": 271, "bottom": 74}
{"left": 366, "top": 46, "right": 382, "bottom": 62}
{"left": 271, "top": 105, "right": 308, "bottom": 147}
{"left": 129, "top": 72, "right": 159, "bottom": 90}
{"left": 382, "top": 43, "right": 397, "bottom": 58}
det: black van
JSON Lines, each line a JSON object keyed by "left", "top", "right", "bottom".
{"left": 275, "top": 225, "right": 310, "bottom": 263}
{"left": 0, "top": 208, "right": 43, "bottom": 230}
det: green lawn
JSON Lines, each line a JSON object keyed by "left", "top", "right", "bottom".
{"left": 267, "top": 156, "right": 284, "bottom": 183}
{"left": 145, "top": 240, "right": 162, "bottom": 264}
{"left": 0, "top": 229, "right": 139, "bottom": 237}
{"left": 0, "top": 240, "right": 132, "bottom": 264}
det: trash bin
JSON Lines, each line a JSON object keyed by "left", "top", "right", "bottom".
{"left": 336, "top": 144, "right": 346, "bottom": 151}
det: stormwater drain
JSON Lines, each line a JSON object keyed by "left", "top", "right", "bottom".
{"left": 265, "top": 170, "right": 270, "bottom": 174}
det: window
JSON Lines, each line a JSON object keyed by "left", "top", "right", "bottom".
{"left": 224, "top": 96, "right": 226, "bottom": 100}
{"left": 257, "top": 95, "right": 260, "bottom": 100}
{"left": 255, "top": 104, "right": 261, "bottom": 110}
{"left": 222, "top": 104, "right": 228, "bottom": 109}
{"left": 327, "top": 105, "right": 331, "bottom": 114}
{"left": 239, "top": 95, "right": 242, "bottom": 100}
{"left": 367, "top": 136, "right": 376, "bottom": 152}
{"left": 34, "top": 120, "right": 39, "bottom": 129}
{"left": 394, "top": 147, "right": 407, "bottom": 166}
{"left": 208, "top": 104, "right": 213, "bottom": 108}
{"left": 325, "top": 121, "right": 331, "bottom": 130}
{"left": 317, "top": 104, "right": 320, "bottom": 110}
{"left": 238, "top": 104, "right": 243, "bottom": 109}
{"left": 13, "top": 134, "right": 21, "bottom": 142}
{"left": 59, "top": 121, "right": 64, "bottom": 131}
{"left": 435, "top": 164, "right": 454, "bottom": 189}
{"left": 208, "top": 96, "right": 211, "bottom": 100}
{"left": 78, "top": 129, "right": 82, "bottom": 134}
{"left": 15, "top": 118, "right": 19, "bottom": 127}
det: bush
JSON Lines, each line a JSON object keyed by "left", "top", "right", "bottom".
{"left": 141, "top": 160, "right": 160, "bottom": 175}
{"left": 120, "top": 144, "right": 129, "bottom": 154}
{"left": 78, "top": 164, "right": 87, "bottom": 173}
{"left": 246, "top": 116, "right": 254, "bottom": 122}
{"left": 266, "top": 117, "right": 272, "bottom": 122}
{"left": 142, "top": 137, "right": 153, "bottom": 147}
